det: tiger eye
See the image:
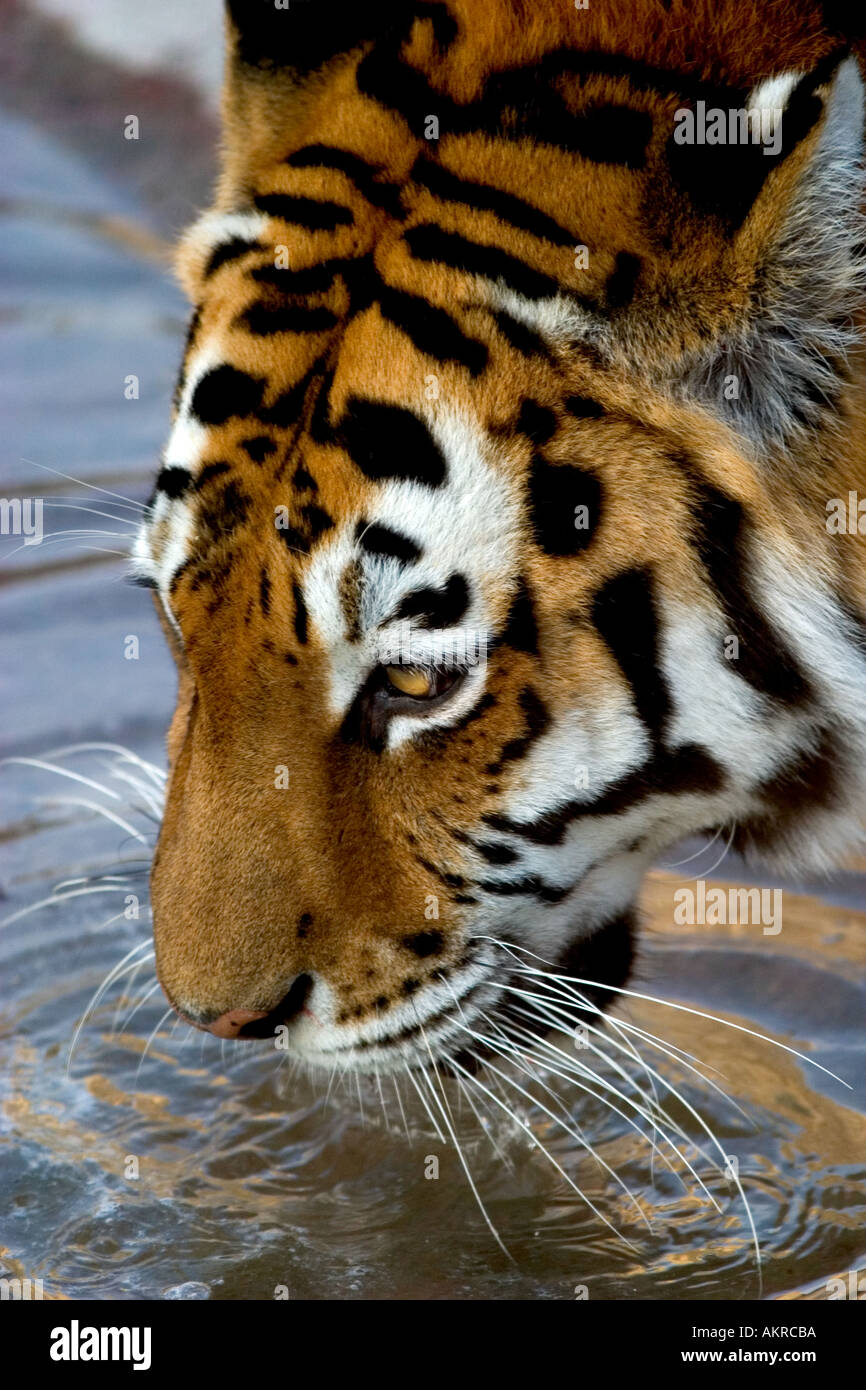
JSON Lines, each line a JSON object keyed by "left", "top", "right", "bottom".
{"left": 385, "top": 665, "right": 435, "bottom": 697}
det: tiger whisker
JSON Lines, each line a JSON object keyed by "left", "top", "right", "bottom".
{"left": 403, "top": 1062, "right": 448, "bottom": 1146}
{"left": 373, "top": 1060, "right": 390, "bottom": 1132}
{"left": 135, "top": 1008, "right": 174, "bottom": 1086}
{"left": 503, "top": 968, "right": 754, "bottom": 1130}
{"left": 451, "top": 1044, "right": 638, "bottom": 1252}
{"left": 472, "top": 1007, "right": 653, "bottom": 1228}
{"left": 19, "top": 456, "right": 146, "bottom": 509}
{"left": 2, "top": 530, "right": 135, "bottom": 562}
{"left": 661, "top": 827, "right": 725, "bottom": 871}
{"left": 32, "top": 796, "right": 151, "bottom": 845}
{"left": 482, "top": 936, "right": 850, "bottom": 1088}
{"left": 453, "top": 1070, "right": 516, "bottom": 1172}
{"left": 67, "top": 939, "right": 154, "bottom": 1074}
{"left": 500, "top": 1007, "right": 722, "bottom": 1207}
{"left": 498, "top": 983, "right": 761, "bottom": 1272}
{"left": 40, "top": 744, "right": 166, "bottom": 787}
{"left": 418, "top": 1028, "right": 513, "bottom": 1261}
{"left": 1, "top": 882, "right": 141, "bottom": 929}
{"left": 505, "top": 986, "right": 745, "bottom": 1185}
{"left": 110, "top": 956, "right": 155, "bottom": 1033}
{"left": 698, "top": 821, "right": 737, "bottom": 879}
{"left": 118, "top": 975, "right": 160, "bottom": 1033}
{"left": 1, "top": 756, "right": 126, "bottom": 802}
{"left": 41, "top": 498, "right": 145, "bottom": 521}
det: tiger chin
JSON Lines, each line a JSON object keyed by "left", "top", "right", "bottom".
{"left": 132, "top": 0, "right": 866, "bottom": 1079}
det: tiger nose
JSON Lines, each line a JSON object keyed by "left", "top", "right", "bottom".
{"left": 194, "top": 1007, "right": 269, "bottom": 1038}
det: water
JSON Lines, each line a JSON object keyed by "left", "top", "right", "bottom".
{"left": 2, "top": 755, "right": 864, "bottom": 1300}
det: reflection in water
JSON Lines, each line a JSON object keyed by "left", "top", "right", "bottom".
{"left": 1, "top": 750, "right": 865, "bottom": 1300}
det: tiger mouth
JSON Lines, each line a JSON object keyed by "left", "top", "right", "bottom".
{"left": 252, "top": 967, "right": 505, "bottom": 1072}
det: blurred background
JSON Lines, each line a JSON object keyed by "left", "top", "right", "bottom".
{"left": 0, "top": 0, "right": 223, "bottom": 769}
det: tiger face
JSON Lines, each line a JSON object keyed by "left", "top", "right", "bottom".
{"left": 134, "top": 1, "right": 866, "bottom": 1071}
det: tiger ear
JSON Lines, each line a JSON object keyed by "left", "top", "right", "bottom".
{"left": 665, "top": 53, "right": 866, "bottom": 454}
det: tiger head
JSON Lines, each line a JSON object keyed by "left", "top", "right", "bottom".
{"left": 133, "top": 0, "right": 866, "bottom": 1070}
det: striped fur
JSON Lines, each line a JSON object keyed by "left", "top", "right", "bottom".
{"left": 134, "top": 0, "right": 866, "bottom": 1070}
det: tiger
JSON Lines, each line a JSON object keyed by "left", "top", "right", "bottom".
{"left": 132, "top": 0, "right": 866, "bottom": 1089}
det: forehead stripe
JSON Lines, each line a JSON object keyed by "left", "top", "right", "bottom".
{"left": 154, "top": 466, "right": 192, "bottom": 500}
{"left": 356, "top": 522, "right": 421, "bottom": 564}
{"left": 409, "top": 155, "right": 575, "bottom": 248}
{"left": 204, "top": 235, "right": 262, "bottom": 278}
{"left": 377, "top": 284, "right": 488, "bottom": 376}
{"left": 394, "top": 574, "right": 470, "bottom": 629}
{"left": 340, "top": 398, "right": 448, "bottom": 486}
{"left": 286, "top": 144, "right": 405, "bottom": 218}
{"left": 191, "top": 366, "right": 265, "bottom": 426}
{"left": 253, "top": 193, "right": 354, "bottom": 230}
{"left": 404, "top": 223, "right": 559, "bottom": 301}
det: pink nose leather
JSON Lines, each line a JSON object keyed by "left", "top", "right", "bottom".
{"left": 204, "top": 1007, "right": 269, "bottom": 1038}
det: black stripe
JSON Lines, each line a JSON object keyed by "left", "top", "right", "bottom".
{"left": 565, "top": 394, "right": 606, "bottom": 419}
{"left": 197, "top": 480, "right": 251, "bottom": 543}
{"left": 529, "top": 456, "right": 602, "bottom": 555}
{"left": 474, "top": 840, "right": 519, "bottom": 866}
{"left": 172, "top": 305, "right": 201, "bottom": 411}
{"left": 251, "top": 260, "right": 351, "bottom": 295}
{"left": 377, "top": 285, "right": 488, "bottom": 376}
{"left": 227, "top": 0, "right": 434, "bottom": 73}
{"left": 667, "top": 50, "right": 843, "bottom": 231}
{"left": 293, "top": 464, "right": 318, "bottom": 492}
{"left": 252, "top": 255, "right": 381, "bottom": 315}
{"left": 404, "top": 223, "right": 559, "bottom": 300}
{"left": 410, "top": 156, "right": 576, "bottom": 247}
{"left": 240, "top": 436, "right": 277, "bottom": 463}
{"left": 259, "top": 356, "right": 328, "bottom": 428}
{"left": 293, "top": 583, "right": 308, "bottom": 644}
{"left": 479, "top": 874, "right": 571, "bottom": 904}
{"left": 499, "top": 576, "right": 539, "bottom": 655}
{"left": 394, "top": 574, "right": 469, "bottom": 629}
{"left": 516, "top": 400, "right": 558, "bottom": 445}
{"left": 490, "top": 310, "right": 551, "bottom": 359}
{"left": 555, "top": 910, "right": 635, "bottom": 1016}
{"left": 606, "top": 251, "right": 641, "bottom": 310}
{"left": 483, "top": 744, "right": 724, "bottom": 846}
{"left": 339, "top": 397, "right": 448, "bottom": 486}
{"left": 253, "top": 193, "right": 354, "bottom": 230}
{"left": 286, "top": 144, "right": 406, "bottom": 218}
{"left": 259, "top": 565, "right": 271, "bottom": 617}
{"left": 191, "top": 366, "right": 265, "bottom": 425}
{"left": 155, "top": 466, "right": 192, "bottom": 499}
{"left": 301, "top": 504, "right": 334, "bottom": 542}
{"left": 241, "top": 303, "right": 337, "bottom": 335}
{"left": 204, "top": 237, "right": 261, "bottom": 277}
{"left": 486, "top": 686, "right": 550, "bottom": 776}
{"left": 402, "top": 929, "right": 445, "bottom": 957}
{"left": 194, "top": 462, "right": 232, "bottom": 490}
{"left": 592, "top": 568, "right": 671, "bottom": 743}
{"left": 682, "top": 473, "right": 811, "bottom": 704}
{"left": 733, "top": 727, "right": 839, "bottom": 855}
{"left": 356, "top": 522, "right": 421, "bottom": 564}
{"left": 309, "top": 369, "right": 337, "bottom": 445}
{"left": 357, "top": 40, "right": 652, "bottom": 166}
